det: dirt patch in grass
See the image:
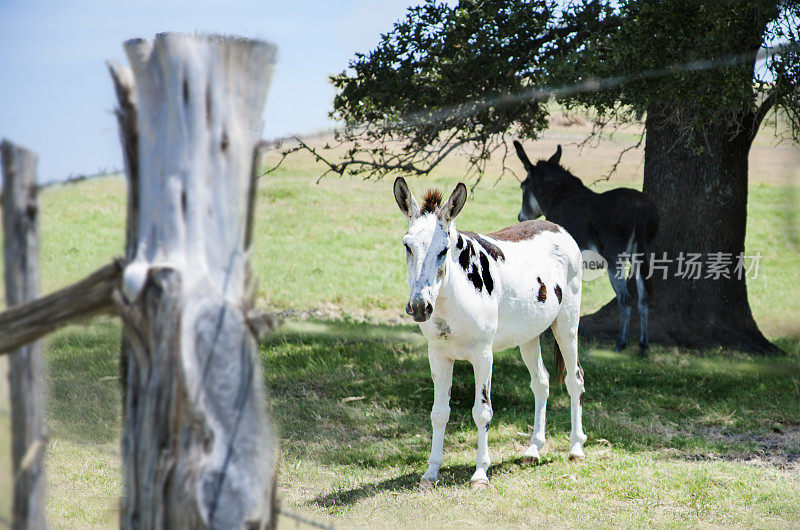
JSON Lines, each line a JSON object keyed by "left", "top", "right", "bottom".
{"left": 272, "top": 304, "right": 409, "bottom": 325}
{"left": 674, "top": 425, "right": 800, "bottom": 472}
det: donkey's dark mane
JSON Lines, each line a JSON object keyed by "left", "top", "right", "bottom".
{"left": 421, "top": 189, "right": 443, "bottom": 214}
{"left": 458, "top": 230, "right": 505, "bottom": 261}
{"left": 535, "top": 160, "right": 589, "bottom": 192}
{"left": 532, "top": 160, "right": 591, "bottom": 214}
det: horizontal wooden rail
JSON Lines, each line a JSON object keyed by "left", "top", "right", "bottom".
{"left": 0, "top": 260, "right": 122, "bottom": 354}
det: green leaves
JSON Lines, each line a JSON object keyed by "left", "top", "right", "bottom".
{"left": 315, "top": 0, "right": 557, "bottom": 180}
{"left": 307, "top": 0, "right": 800, "bottom": 180}
{"left": 555, "top": 0, "right": 798, "bottom": 146}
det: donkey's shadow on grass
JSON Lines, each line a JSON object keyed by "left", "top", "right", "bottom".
{"left": 265, "top": 320, "right": 800, "bottom": 506}
{"left": 312, "top": 458, "right": 531, "bottom": 508}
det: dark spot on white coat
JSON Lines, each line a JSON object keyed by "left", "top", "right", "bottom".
{"left": 479, "top": 252, "right": 493, "bottom": 295}
{"left": 537, "top": 277, "right": 547, "bottom": 302}
{"left": 467, "top": 263, "right": 483, "bottom": 292}
{"left": 434, "top": 317, "right": 451, "bottom": 338}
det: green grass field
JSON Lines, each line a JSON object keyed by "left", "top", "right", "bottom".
{"left": 0, "top": 129, "right": 798, "bottom": 527}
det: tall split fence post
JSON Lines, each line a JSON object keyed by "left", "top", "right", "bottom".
{"left": 108, "top": 56, "right": 139, "bottom": 416}
{"left": 110, "top": 33, "right": 279, "bottom": 528}
{"left": 1, "top": 139, "right": 47, "bottom": 530}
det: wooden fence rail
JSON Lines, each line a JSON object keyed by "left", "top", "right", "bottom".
{"left": 0, "top": 260, "right": 122, "bottom": 354}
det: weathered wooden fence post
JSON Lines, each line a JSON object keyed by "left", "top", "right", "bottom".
{"left": 111, "top": 33, "right": 278, "bottom": 528}
{"left": 108, "top": 59, "right": 139, "bottom": 411}
{"left": 1, "top": 140, "right": 47, "bottom": 530}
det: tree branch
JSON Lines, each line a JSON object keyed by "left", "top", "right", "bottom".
{"left": 751, "top": 86, "right": 781, "bottom": 140}
{"left": 268, "top": 134, "right": 483, "bottom": 182}
{"left": 590, "top": 129, "right": 645, "bottom": 185}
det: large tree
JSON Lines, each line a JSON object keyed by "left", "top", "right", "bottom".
{"left": 555, "top": 1, "right": 799, "bottom": 353}
{"left": 281, "top": 0, "right": 799, "bottom": 353}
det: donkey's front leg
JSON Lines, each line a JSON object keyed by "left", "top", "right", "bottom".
{"left": 421, "top": 352, "right": 454, "bottom": 488}
{"left": 470, "top": 350, "right": 493, "bottom": 490}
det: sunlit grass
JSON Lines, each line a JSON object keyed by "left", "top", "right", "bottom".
{"left": 265, "top": 320, "right": 800, "bottom": 527}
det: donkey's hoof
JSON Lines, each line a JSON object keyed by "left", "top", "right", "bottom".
{"left": 568, "top": 444, "right": 585, "bottom": 461}
{"left": 469, "top": 478, "right": 490, "bottom": 491}
{"left": 522, "top": 445, "right": 541, "bottom": 464}
{"left": 419, "top": 476, "right": 436, "bottom": 489}
{"left": 613, "top": 342, "right": 627, "bottom": 352}
{"left": 638, "top": 347, "right": 649, "bottom": 358}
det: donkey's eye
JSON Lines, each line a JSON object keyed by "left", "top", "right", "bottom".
{"left": 404, "top": 243, "right": 412, "bottom": 254}
{"left": 437, "top": 248, "right": 447, "bottom": 260}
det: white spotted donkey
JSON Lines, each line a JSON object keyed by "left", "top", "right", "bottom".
{"left": 394, "top": 177, "right": 587, "bottom": 490}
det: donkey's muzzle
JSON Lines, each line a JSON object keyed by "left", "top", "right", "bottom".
{"left": 407, "top": 298, "right": 433, "bottom": 322}
{"left": 518, "top": 211, "right": 526, "bottom": 222}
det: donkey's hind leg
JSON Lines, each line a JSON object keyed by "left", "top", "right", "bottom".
{"left": 519, "top": 336, "right": 549, "bottom": 463}
{"left": 635, "top": 272, "right": 650, "bottom": 358}
{"left": 551, "top": 312, "right": 587, "bottom": 460}
{"left": 607, "top": 263, "right": 632, "bottom": 352}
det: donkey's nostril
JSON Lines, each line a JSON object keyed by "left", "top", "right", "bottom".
{"left": 408, "top": 298, "right": 432, "bottom": 322}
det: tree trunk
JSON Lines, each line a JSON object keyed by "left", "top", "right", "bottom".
{"left": 581, "top": 105, "right": 779, "bottom": 354}
{"left": 113, "top": 33, "right": 279, "bottom": 528}
{"left": 1, "top": 140, "right": 47, "bottom": 529}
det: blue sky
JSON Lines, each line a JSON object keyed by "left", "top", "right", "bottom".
{"left": 0, "top": 0, "right": 419, "bottom": 182}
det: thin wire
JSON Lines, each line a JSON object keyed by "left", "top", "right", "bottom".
{"left": 39, "top": 168, "right": 122, "bottom": 189}
{"left": 16, "top": 42, "right": 798, "bottom": 188}
{"left": 208, "top": 338, "right": 253, "bottom": 524}
{"left": 261, "top": 40, "right": 798, "bottom": 149}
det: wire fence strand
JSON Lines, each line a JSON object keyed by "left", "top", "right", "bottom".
{"left": 260, "top": 40, "right": 799, "bottom": 157}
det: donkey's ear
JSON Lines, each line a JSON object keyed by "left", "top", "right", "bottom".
{"left": 548, "top": 145, "right": 562, "bottom": 165}
{"left": 514, "top": 140, "right": 534, "bottom": 172}
{"left": 394, "top": 177, "right": 420, "bottom": 221}
{"left": 438, "top": 182, "right": 467, "bottom": 224}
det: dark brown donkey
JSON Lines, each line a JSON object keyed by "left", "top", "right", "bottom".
{"left": 514, "top": 140, "right": 659, "bottom": 357}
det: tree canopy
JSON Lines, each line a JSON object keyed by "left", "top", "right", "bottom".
{"left": 556, "top": 1, "right": 800, "bottom": 148}
{"left": 277, "top": 0, "right": 799, "bottom": 181}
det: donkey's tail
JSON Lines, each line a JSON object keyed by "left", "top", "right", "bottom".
{"left": 553, "top": 334, "right": 566, "bottom": 386}
{"left": 634, "top": 213, "right": 654, "bottom": 299}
